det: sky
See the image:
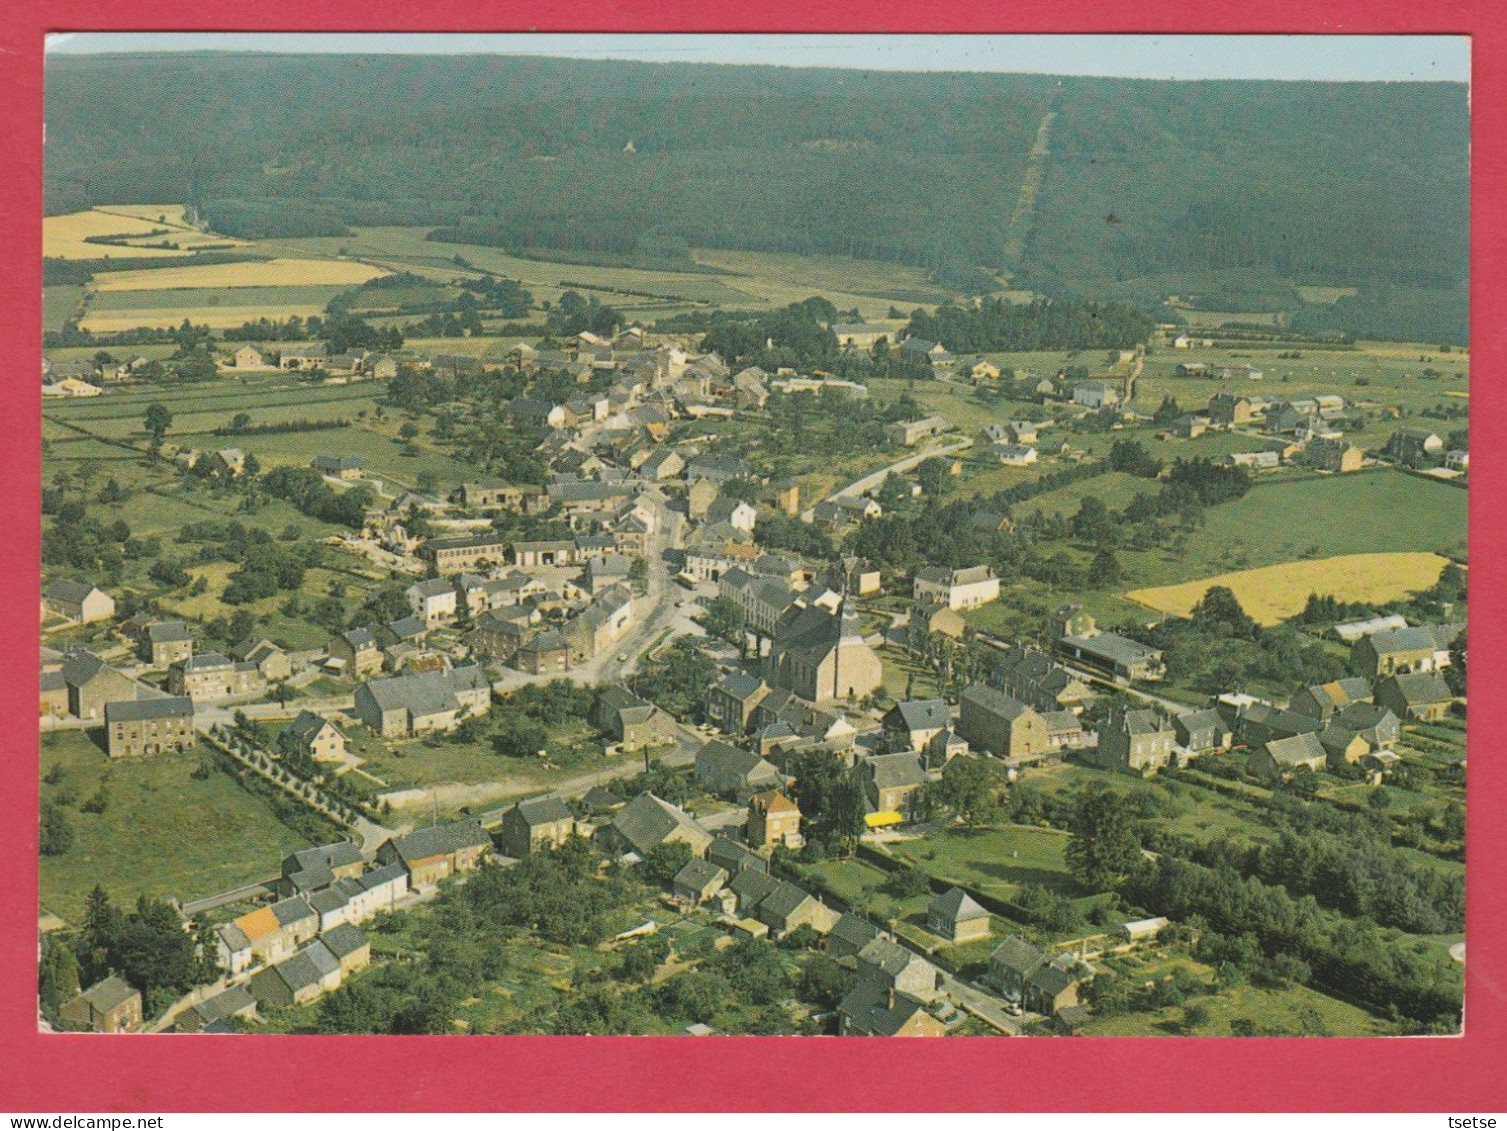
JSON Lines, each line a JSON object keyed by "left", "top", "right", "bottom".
{"left": 44, "top": 33, "right": 1470, "bottom": 82}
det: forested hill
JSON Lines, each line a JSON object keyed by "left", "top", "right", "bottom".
{"left": 44, "top": 53, "right": 1469, "bottom": 341}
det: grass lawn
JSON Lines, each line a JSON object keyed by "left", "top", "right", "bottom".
{"left": 43, "top": 285, "right": 87, "bottom": 333}
{"left": 1081, "top": 955, "right": 1391, "bottom": 1037}
{"left": 887, "top": 825, "right": 1081, "bottom": 898}
{"left": 39, "top": 729, "right": 319, "bottom": 924}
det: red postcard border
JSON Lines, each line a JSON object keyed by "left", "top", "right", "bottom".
{"left": 1, "top": 1, "right": 1503, "bottom": 1113}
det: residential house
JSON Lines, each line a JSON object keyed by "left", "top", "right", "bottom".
{"left": 990, "top": 935, "right": 1052, "bottom": 1000}
{"left": 882, "top": 699, "right": 952, "bottom": 753}
{"left": 1305, "top": 438, "right": 1364, "bottom": 473}
{"left": 173, "top": 985, "right": 257, "bottom": 1033}
{"left": 992, "top": 645, "right": 1096, "bottom": 715}
{"left": 709, "top": 834, "right": 770, "bottom": 878}
{"left": 1387, "top": 427, "right": 1444, "bottom": 466}
{"left": 1352, "top": 623, "right": 1463, "bottom": 679}
{"left": 1375, "top": 672, "right": 1456, "bottom": 722}
{"left": 1250, "top": 732, "right": 1330, "bottom": 780}
{"left": 1289, "top": 677, "right": 1376, "bottom": 722}
{"left": 514, "top": 628, "right": 571, "bottom": 675}
{"left": 907, "top": 599, "right": 967, "bottom": 651}
{"left": 755, "top": 881, "right": 840, "bottom": 938}
{"left": 217, "top": 895, "right": 319, "bottom": 975}
{"left": 105, "top": 696, "right": 194, "bottom": 758}
{"left": 687, "top": 477, "right": 720, "bottom": 521}
{"left": 886, "top": 416, "right": 949, "bottom": 446}
{"left": 43, "top": 579, "right": 114, "bottom": 624}
{"left": 232, "top": 637, "right": 293, "bottom": 682}
{"left": 248, "top": 940, "right": 343, "bottom": 1008}
{"left": 498, "top": 797, "right": 577, "bottom": 858}
{"left": 1072, "top": 381, "right": 1120, "bottom": 409}
{"left": 990, "top": 442, "right": 1038, "bottom": 466}
{"left": 927, "top": 887, "right": 991, "bottom": 944}
{"left": 593, "top": 685, "right": 680, "bottom": 751}
{"left": 704, "top": 671, "right": 774, "bottom": 734}
{"left": 706, "top": 495, "right": 757, "bottom": 533}
{"left": 279, "top": 711, "right": 346, "bottom": 764}
{"left": 277, "top": 842, "right": 364, "bottom": 898}
{"left": 672, "top": 859, "right": 729, "bottom": 907}
{"left": 320, "top": 923, "right": 372, "bottom": 978}
{"left": 1208, "top": 393, "right": 1256, "bottom": 426}
{"left": 856, "top": 937, "right": 939, "bottom": 1001}
{"left": 828, "top": 913, "right": 884, "bottom": 960}
{"left": 354, "top": 665, "right": 491, "bottom": 737}
{"left": 1172, "top": 708, "right": 1233, "bottom": 756}
{"left": 232, "top": 344, "right": 267, "bottom": 369}
{"left": 695, "top": 740, "right": 784, "bottom": 801}
{"left": 1026, "top": 961, "right": 1082, "bottom": 1017}
{"left": 376, "top": 819, "right": 493, "bottom": 888}
{"left": 60, "top": 650, "right": 137, "bottom": 721}
{"left": 958, "top": 684, "right": 1051, "bottom": 761}
{"left": 913, "top": 564, "right": 999, "bottom": 610}
{"left": 837, "top": 983, "right": 945, "bottom": 1037}
{"left": 168, "top": 653, "right": 266, "bottom": 703}
{"left": 406, "top": 577, "right": 458, "bottom": 625}
{"left": 59, "top": 976, "right": 142, "bottom": 1033}
{"left": 857, "top": 752, "right": 928, "bottom": 819}
{"left": 746, "top": 790, "right": 802, "bottom": 850}
{"left": 1094, "top": 708, "right": 1177, "bottom": 774}
{"left": 606, "top": 792, "right": 714, "bottom": 859}
{"left": 143, "top": 620, "right": 194, "bottom": 667}
{"left": 328, "top": 628, "right": 384, "bottom": 678}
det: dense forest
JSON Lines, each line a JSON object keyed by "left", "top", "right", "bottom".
{"left": 44, "top": 53, "right": 1469, "bottom": 341}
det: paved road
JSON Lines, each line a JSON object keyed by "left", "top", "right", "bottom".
{"left": 801, "top": 437, "right": 974, "bottom": 520}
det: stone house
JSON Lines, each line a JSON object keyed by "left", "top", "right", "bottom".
{"left": 233, "top": 637, "right": 293, "bottom": 682}
{"left": 927, "top": 887, "right": 992, "bottom": 944}
{"left": 672, "top": 859, "right": 730, "bottom": 907}
{"left": 695, "top": 739, "right": 784, "bottom": 801}
{"left": 1249, "top": 732, "right": 1330, "bottom": 780}
{"left": 60, "top": 976, "right": 142, "bottom": 1033}
{"left": 837, "top": 983, "right": 945, "bottom": 1037}
{"left": 857, "top": 751, "right": 927, "bottom": 818}
{"left": 593, "top": 685, "right": 680, "bottom": 751}
{"left": 498, "top": 797, "right": 576, "bottom": 858}
{"left": 279, "top": 711, "right": 347, "bottom": 764}
{"left": 143, "top": 620, "right": 194, "bottom": 668}
{"left": 1352, "top": 623, "right": 1462, "bottom": 679}
{"left": 856, "top": 937, "right": 939, "bottom": 1000}
{"left": 249, "top": 940, "right": 343, "bottom": 1009}
{"left": 1375, "top": 672, "right": 1456, "bottom": 722}
{"left": 406, "top": 577, "right": 459, "bottom": 625}
{"left": 745, "top": 790, "right": 802, "bottom": 850}
{"left": 704, "top": 670, "right": 774, "bottom": 734}
{"left": 912, "top": 564, "right": 999, "bottom": 610}
{"left": 882, "top": 698, "right": 952, "bottom": 753}
{"left": 375, "top": 818, "right": 493, "bottom": 888}
{"left": 60, "top": 650, "right": 137, "bottom": 722}
{"left": 105, "top": 696, "right": 194, "bottom": 758}
{"left": 605, "top": 792, "right": 714, "bottom": 859}
{"left": 328, "top": 628, "right": 384, "bottom": 678}
{"left": 958, "top": 684, "right": 1051, "bottom": 761}
{"left": 353, "top": 665, "right": 491, "bottom": 737}
{"left": 755, "top": 881, "right": 840, "bottom": 938}
{"left": 43, "top": 578, "right": 114, "bottom": 624}
{"left": 1093, "top": 709, "right": 1177, "bottom": 774}
{"left": 169, "top": 653, "right": 266, "bottom": 703}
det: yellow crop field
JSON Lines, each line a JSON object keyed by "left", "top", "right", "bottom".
{"left": 78, "top": 305, "right": 332, "bottom": 332}
{"left": 44, "top": 209, "right": 187, "bottom": 259}
{"left": 1124, "top": 552, "right": 1454, "bottom": 626}
{"left": 90, "top": 257, "right": 389, "bottom": 291}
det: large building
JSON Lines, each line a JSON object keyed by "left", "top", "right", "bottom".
{"left": 912, "top": 564, "right": 999, "bottom": 610}
{"left": 168, "top": 652, "right": 267, "bottom": 703}
{"left": 958, "top": 684, "right": 1050, "bottom": 761}
{"left": 354, "top": 665, "right": 492, "bottom": 737}
{"left": 767, "top": 596, "right": 882, "bottom": 703}
{"left": 421, "top": 534, "right": 509, "bottom": 573}
{"left": 104, "top": 696, "right": 194, "bottom": 758}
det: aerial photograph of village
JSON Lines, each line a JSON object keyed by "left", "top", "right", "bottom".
{"left": 37, "top": 33, "right": 1468, "bottom": 1038}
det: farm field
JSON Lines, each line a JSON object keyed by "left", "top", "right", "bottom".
{"left": 1124, "top": 551, "right": 1454, "bottom": 625}
{"left": 39, "top": 729, "right": 322, "bottom": 924}
{"left": 80, "top": 284, "right": 354, "bottom": 332}
{"left": 42, "top": 285, "right": 86, "bottom": 332}
{"left": 44, "top": 207, "right": 201, "bottom": 259}
{"left": 90, "top": 257, "right": 388, "bottom": 292}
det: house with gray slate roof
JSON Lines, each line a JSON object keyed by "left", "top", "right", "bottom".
{"left": 499, "top": 796, "right": 576, "bottom": 858}
{"left": 354, "top": 665, "right": 491, "bottom": 737}
{"left": 606, "top": 792, "right": 713, "bottom": 860}
{"left": 695, "top": 740, "right": 784, "bottom": 800}
{"left": 927, "top": 887, "right": 992, "bottom": 943}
